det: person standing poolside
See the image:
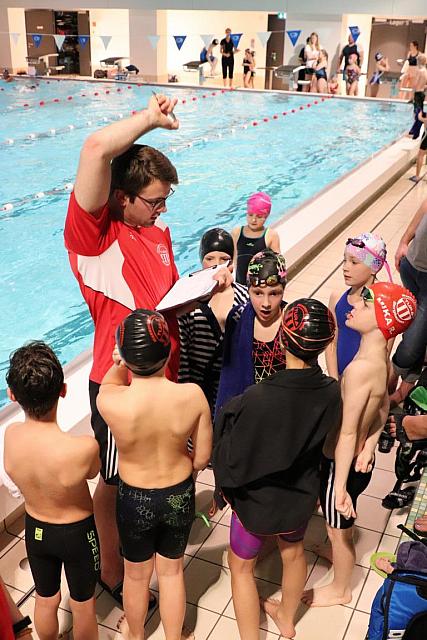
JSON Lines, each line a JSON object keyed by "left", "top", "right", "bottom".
{"left": 338, "top": 33, "right": 364, "bottom": 86}
{"left": 303, "top": 283, "right": 416, "bottom": 608}
{"left": 4, "top": 342, "right": 100, "bottom": 640}
{"left": 369, "top": 52, "right": 390, "bottom": 98}
{"left": 97, "top": 309, "right": 212, "bottom": 640}
{"left": 345, "top": 53, "right": 361, "bottom": 96}
{"left": 220, "top": 28, "right": 239, "bottom": 88}
{"left": 304, "top": 32, "right": 321, "bottom": 92}
{"left": 325, "top": 232, "right": 391, "bottom": 380}
{"left": 213, "top": 299, "right": 341, "bottom": 640}
{"left": 408, "top": 53, "right": 427, "bottom": 144}
{"left": 64, "top": 94, "right": 229, "bottom": 606}
{"left": 398, "top": 41, "right": 419, "bottom": 100}
{"left": 178, "top": 228, "right": 249, "bottom": 416}
{"left": 391, "top": 198, "right": 427, "bottom": 403}
{"left": 231, "top": 192, "right": 281, "bottom": 285}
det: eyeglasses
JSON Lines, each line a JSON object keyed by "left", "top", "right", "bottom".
{"left": 136, "top": 188, "right": 175, "bottom": 211}
{"left": 346, "top": 238, "right": 393, "bottom": 283}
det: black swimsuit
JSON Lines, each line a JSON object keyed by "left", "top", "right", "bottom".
{"left": 236, "top": 228, "right": 267, "bottom": 284}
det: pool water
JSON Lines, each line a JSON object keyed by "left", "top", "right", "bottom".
{"left": 0, "top": 79, "right": 411, "bottom": 407}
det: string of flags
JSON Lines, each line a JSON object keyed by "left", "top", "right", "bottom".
{"left": 4, "top": 25, "right": 360, "bottom": 52}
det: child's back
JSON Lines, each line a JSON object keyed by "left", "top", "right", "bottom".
{"left": 5, "top": 423, "right": 97, "bottom": 523}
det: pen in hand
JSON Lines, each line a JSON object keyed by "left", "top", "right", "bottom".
{"left": 152, "top": 90, "right": 177, "bottom": 123}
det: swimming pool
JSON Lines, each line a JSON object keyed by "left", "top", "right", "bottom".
{"left": 0, "top": 79, "right": 411, "bottom": 407}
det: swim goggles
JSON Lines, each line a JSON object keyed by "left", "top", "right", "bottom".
{"left": 247, "top": 274, "right": 285, "bottom": 287}
{"left": 346, "top": 238, "right": 393, "bottom": 283}
{"left": 361, "top": 286, "right": 375, "bottom": 303}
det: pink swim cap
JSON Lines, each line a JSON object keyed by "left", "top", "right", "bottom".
{"left": 247, "top": 192, "right": 272, "bottom": 217}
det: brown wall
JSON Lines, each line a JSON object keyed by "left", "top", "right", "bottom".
{"left": 25, "top": 9, "right": 56, "bottom": 59}
{"left": 77, "top": 10, "right": 91, "bottom": 75}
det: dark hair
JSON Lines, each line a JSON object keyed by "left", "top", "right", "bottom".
{"left": 110, "top": 144, "right": 178, "bottom": 203}
{"left": 410, "top": 41, "right": 419, "bottom": 49}
{"left": 212, "top": 39, "right": 219, "bottom": 45}
{"left": 6, "top": 341, "right": 64, "bottom": 419}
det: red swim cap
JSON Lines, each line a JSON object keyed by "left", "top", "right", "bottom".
{"left": 369, "top": 283, "right": 417, "bottom": 340}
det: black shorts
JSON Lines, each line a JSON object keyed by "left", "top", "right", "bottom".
{"left": 89, "top": 380, "right": 118, "bottom": 485}
{"left": 421, "top": 130, "right": 427, "bottom": 151}
{"left": 222, "top": 56, "right": 234, "bottom": 79}
{"left": 117, "top": 476, "right": 195, "bottom": 562}
{"left": 25, "top": 513, "right": 99, "bottom": 601}
{"left": 319, "top": 454, "right": 374, "bottom": 530}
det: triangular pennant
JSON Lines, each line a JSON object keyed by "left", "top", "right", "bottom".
{"left": 349, "top": 25, "right": 361, "bottom": 42}
{"left": 173, "top": 35, "right": 186, "bottom": 51}
{"left": 147, "top": 34, "right": 160, "bottom": 49}
{"left": 200, "top": 34, "right": 215, "bottom": 48}
{"left": 10, "top": 33, "right": 20, "bottom": 46}
{"left": 77, "top": 35, "right": 89, "bottom": 49}
{"left": 257, "top": 31, "right": 271, "bottom": 48}
{"left": 230, "top": 33, "right": 242, "bottom": 48}
{"left": 31, "top": 33, "right": 43, "bottom": 48}
{"left": 53, "top": 34, "right": 66, "bottom": 50}
{"left": 286, "top": 30, "right": 301, "bottom": 47}
{"left": 100, "top": 35, "right": 112, "bottom": 50}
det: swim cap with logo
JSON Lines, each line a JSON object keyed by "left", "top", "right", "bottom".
{"left": 247, "top": 192, "right": 272, "bottom": 217}
{"left": 375, "top": 52, "right": 384, "bottom": 61}
{"left": 199, "top": 228, "right": 234, "bottom": 262}
{"left": 345, "top": 232, "right": 388, "bottom": 276}
{"left": 116, "top": 309, "right": 170, "bottom": 376}
{"left": 363, "top": 283, "right": 417, "bottom": 340}
{"left": 281, "top": 298, "right": 336, "bottom": 361}
{"left": 247, "top": 249, "right": 287, "bottom": 287}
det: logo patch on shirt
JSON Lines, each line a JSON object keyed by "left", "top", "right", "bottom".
{"left": 157, "top": 244, "right": 170, "bottom": 266}
{"left": 35, "top": 527, "right": 43, "bottom": 541}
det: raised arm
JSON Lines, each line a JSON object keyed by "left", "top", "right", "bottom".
{"left": 334, "top": 365, "right": 369, "bottom": 519}
{"left": 191, "top": 389, "right": 213, "bottom": 471}
{"left": 74, "top": 94, "right": 178, "bottom": 215}
{"left": 395, "top": 198, "right": 427, "bottom": 270}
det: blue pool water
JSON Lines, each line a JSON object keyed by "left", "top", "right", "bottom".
{"left": 0, "top": 79, "right": 411, "bottom": 407}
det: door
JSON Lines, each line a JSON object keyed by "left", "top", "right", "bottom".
{"left": 77, "top": 11, "right": 91, "bottom": 76}
{"left": 265, "top": 14, "right": 286, "bottom": 90}
{"left": 25, "top": 9, "right": 56, "bottom": 61}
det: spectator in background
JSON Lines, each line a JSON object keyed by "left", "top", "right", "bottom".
{"left": 296, "top": 37, "right": 309, "bottom": 92}
{"left": 304, "top": 32, "right": 321, "bottom": 92}
{"left": 369, "top": 52, "right": 389, "bottom": 98}
{"left": 345, "top": 53, "right": 361, "bottom": 96}
{"left": 220, "top": 28, "right": 239, "bottom": 88}
{"left": 249, "top": 50, "right": 256, "bottom": 88}
{"left": 314, "top": 49, "right": 329, "bottom": 93}
{"left": 200, "top": 39, "right": 219, "bottom": 76}
{"left": 328, "top": 74, "right": 340, "bottom": 95}
{"left": 399, "top": 41, "right": 420, "bottom": 99}
{"left": 338, "top": 33, "right": 364, "bottom": 93}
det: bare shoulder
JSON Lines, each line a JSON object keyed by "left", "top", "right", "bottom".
{"left": 328, "top": 289, "right": 341, "bottom": 312}
{"left": 176, "top": 382, "right": 209, "bottom": 410}
{"left": 65, "top": 433, "right": 98, "bottom": 459}
{"left": 97, "top": 384, "right": 129, "bottom": 413}
{"left": 231, "top": 226, "right": 240, "bottom": 240}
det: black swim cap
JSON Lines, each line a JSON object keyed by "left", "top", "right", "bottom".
{"left": 116, "top": 309, "right": 170, "bottom": 376}
{"left": 282, "top": 298, "right": 335, "bottom": 361}
{"left": 247, "top": 249, "right": 287, "bottom": 287}
{"left": 199, "top": 228, "right": 234, "bottom": 262}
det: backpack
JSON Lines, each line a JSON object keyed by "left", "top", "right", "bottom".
{"left": 367, "top": 539, "right": 427, "bottom": 640}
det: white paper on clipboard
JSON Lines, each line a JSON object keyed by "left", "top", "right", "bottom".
{"left": 156, "top": 263, "right": 228, "bottom": 312}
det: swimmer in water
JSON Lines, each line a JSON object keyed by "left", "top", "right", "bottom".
{"left": 2, "top": 68, "right": 13, "bottom": 82}
{"left": 97, "top": 309, "right": 212, "bottom": 640}
{"left": 303, "top": 283, "right": 416, "bottom": 608}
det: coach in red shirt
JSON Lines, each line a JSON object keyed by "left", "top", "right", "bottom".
{"left": 64, "top": 94, "right": 226, "bottom": 606}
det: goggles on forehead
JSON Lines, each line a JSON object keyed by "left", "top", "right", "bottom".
{"left": 361, "top": 286, "right": 375, "bottom": 303}
{"left": 248, "top": 274, "right": 285, "bottom": 287}
{"left": 346, "top": 238, "right": 393, "bottom": 283}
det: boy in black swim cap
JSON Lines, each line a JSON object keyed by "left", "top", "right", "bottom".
{"left": 97, "top": 309, "right": 213, "bottom": 640}
{"left": 213, "top": 299, "right": 341, "bottom": 640}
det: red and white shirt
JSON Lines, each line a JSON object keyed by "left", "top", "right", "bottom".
{"left": 64, "top": 192, "right": 180, "bottom": 384}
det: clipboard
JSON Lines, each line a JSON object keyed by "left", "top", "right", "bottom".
{"left": 156, "top": 263, "right": 228, "bottom": 312}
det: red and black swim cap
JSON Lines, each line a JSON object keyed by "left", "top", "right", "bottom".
{"left": 282, "top": 298, "right": 336, "bottom": 361}
{"left": 116, "top": 309, "right": 170, "bottom": 376}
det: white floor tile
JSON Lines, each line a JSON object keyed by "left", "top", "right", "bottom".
{"left": 184, "top": 557, "right": 232, "bottom": 614}
{"left": 196, "top": 522, "right": 229, "bottom": 567}
{"left": 353, "top": 526, "right": 382, "bottom": 569}
{"left": 344, "top": 610, "right": 370, "bottom": 639}
{"left": 355, "top": 569, "right": 384, "bottom": 614}
{"left": 5, "top": 513, "right": 25, "bottom": 538}
{"left": 295, "top": 603, "right": 352, "bottom": 639}
{"left": 354, "top": 495, "right": 390, "bottom": 533}
{"left": 145, "top": 602, "right": 219, "bottom": 640}
{"left": 384, "top": 504, "right": 411, "bottom": 537}
{"left": 208, "top": 615, "right": 279, "bottom": 639}
{"left": 196, "top": 468, "right": 215, "bottom": 486}
{"left": 363, "top": 468, "right": 396, "bottom": 500}
{"left": 0, "top": 530, "right": 20, "bottom": 559}
{"left": 0, "top": 539, "right": 34, "bottom": 592}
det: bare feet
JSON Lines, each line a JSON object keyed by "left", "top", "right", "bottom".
{"left": 117, "top": 616, "right": 194, "bottom": 640}
{"left": 374, "top": 557, "right": 394, "bottom": 575}
{"left": 261, "top": 598, "right": 296, "bottom": 639}
{"left": 310, "top": 543, "right": 333, "bottom": 563}
{"left": 301, "top": 584, "right": 352, "bottom": 607}
{"left": 208, "top": 499, "right": 218, "bottom": 518}
{"left": 414, "top": 514, "right": 427, "bottom": 534}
